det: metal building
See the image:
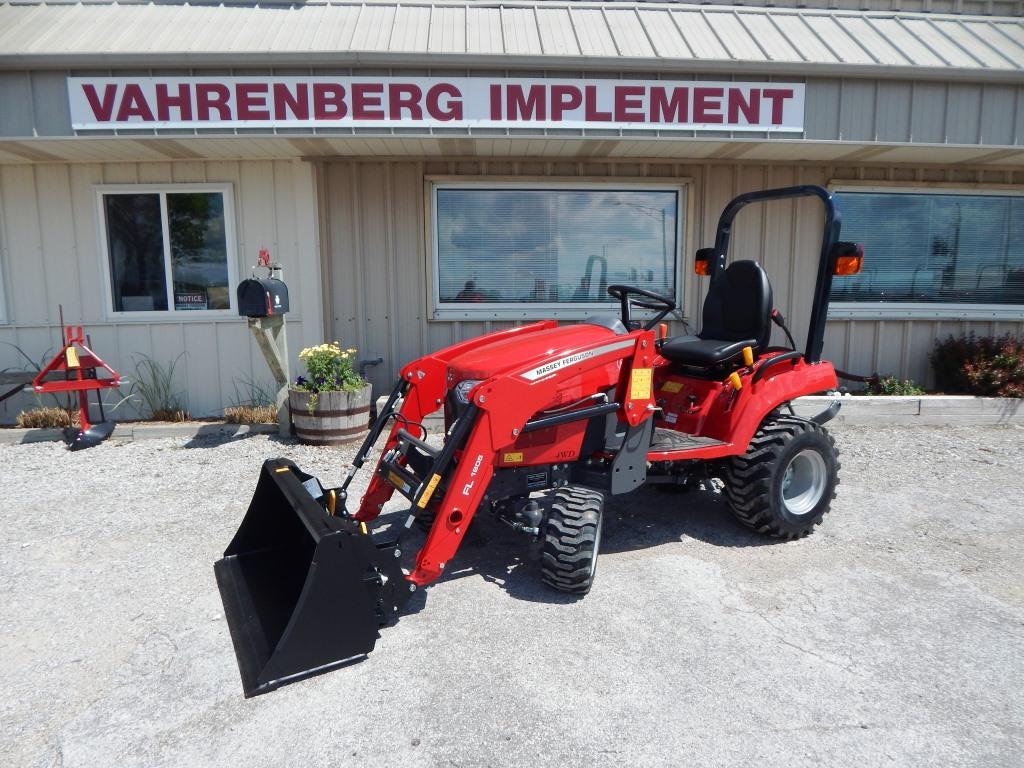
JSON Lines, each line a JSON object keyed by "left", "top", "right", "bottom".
{"left": 0, "top": 0, "right": 1022, "bottom": 421}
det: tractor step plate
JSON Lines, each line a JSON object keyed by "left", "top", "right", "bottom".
{"left": 649, "top": 428, "right": 725, "bottom": 453}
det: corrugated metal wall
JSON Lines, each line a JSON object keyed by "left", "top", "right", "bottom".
{"left": 322, "top": 158, "right": 1024, "bottom": 392}
{"left": 0, "top": 159, "right": 324, "bottom": 423}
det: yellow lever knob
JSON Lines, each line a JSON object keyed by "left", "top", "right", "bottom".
{"left": 742, "top": 346, "right": 754, "bottom": 367}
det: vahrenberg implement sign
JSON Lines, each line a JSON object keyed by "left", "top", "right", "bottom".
{"left": 68, "top": 76, "right": 805, "bottom": 133}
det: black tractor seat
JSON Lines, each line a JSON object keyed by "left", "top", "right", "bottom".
{"left": 660, "top": 336, "right": 759, "bottom": 367}
{"left": 661, "top": 260, "right": 773, "bottom": 369}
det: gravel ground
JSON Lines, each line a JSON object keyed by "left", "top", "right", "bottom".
{"left": 1, "top": 424, "right": 1022, "bottom": 768}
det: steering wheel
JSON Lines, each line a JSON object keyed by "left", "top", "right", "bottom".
{"left": 606, "top": 284, "right": 676, "bottom": 331}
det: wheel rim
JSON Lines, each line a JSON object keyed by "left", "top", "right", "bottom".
{"left": 780, "top": 449, "right": 828, "bottom": 516}
{"left": 589, "top": 511, "right": 603, "bottom": 581}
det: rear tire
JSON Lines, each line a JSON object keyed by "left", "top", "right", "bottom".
{"left": 540, "top": 486, "right": 604, "bottom": 594}
{"left": 722, "top": 415, "right": 839, "bottom": 539}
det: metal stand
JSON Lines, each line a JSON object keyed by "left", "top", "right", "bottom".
{"left": 248, "top": 314, "right": 291, "bottom": 437}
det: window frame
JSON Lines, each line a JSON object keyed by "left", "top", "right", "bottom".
{"left": 426, "top": 177, "right": 689, "bottom": 321}
{"left": 95, "top": 183, "right": 239, "bottom": 320}
{"left": 827, "top": 183, "right": 1024, "bottom": 321}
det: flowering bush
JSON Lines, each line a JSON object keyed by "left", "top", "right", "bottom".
{"left": 294, "top": 343, "right": 365, "bottom": 397}
{"left": 930, "top": 333, "right": 1024, "bottom": 398}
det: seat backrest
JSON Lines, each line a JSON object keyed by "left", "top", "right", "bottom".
{"left": 699, "top": 260, "right": 773, "bottom": 349}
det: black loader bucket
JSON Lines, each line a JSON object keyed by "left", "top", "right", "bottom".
{"left": 214, "top": 459, "right": 408, "bottom": 697}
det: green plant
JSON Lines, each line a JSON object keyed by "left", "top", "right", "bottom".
{"left": 229, "top": 375, "right": 276, "bottom": 408}
{"left": 867, "top": 376, "right": 925, "bottom": 396}
{"left": 293, "top": 342, "right": 366, "bottom": 413}
{"left": 930, "top": 333, "right": 1024, "bottom": 397}
{"left": 129, "top": 353, "right": 190, "bottom": 421}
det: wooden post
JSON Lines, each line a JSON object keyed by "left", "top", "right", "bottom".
{"left": 248, "top": 314, "right": 291, "bottom": 437}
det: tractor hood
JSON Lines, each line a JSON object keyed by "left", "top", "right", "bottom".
{"left": 446, "top": 322, "right": 629, "bottom": 383}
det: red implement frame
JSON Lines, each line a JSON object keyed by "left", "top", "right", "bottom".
{"left": 33, "top": 326, "right": 121, "bottom": 435}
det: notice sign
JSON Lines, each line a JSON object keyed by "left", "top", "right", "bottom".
{"left": 174, "top": 292, "right": 207, "bottom": 311}
{"left": 68, "top": 76, "right": 804, "bottom": 133}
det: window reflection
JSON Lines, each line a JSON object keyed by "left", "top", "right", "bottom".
{"left": 436, "top": 188, "right": 678, "bottom": 305}
{"left": 831, "top": 192, "right": 1024, "bottom": 305}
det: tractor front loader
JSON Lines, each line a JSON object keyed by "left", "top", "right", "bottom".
{"left": 215, "top": 185, "right": 865, "bottom": 696}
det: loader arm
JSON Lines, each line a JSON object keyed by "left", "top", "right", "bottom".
{"left": 355, "top": 320, "right": 557, "bottom": 521}
{"left": 403, "top": 328, "right": 657, "bottom": 585}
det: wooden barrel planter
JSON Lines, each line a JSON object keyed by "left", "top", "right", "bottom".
{"left": 289, "top": 385, "right": 372, "bottom": 446}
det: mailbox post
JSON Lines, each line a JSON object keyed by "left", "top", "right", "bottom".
{"left": 237, "top": 266, "right": 291, "bottom": 437}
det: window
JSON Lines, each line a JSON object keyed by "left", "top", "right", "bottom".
{"left": 830, "top": 188, "right": 1024, "bottom": 319}
{"left": 431, "top": 181, "right": 683, "bottom": 319}
{"left": 98, "top": 185, "right": 236, "bottom": 315}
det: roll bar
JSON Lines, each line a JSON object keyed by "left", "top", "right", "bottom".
{"left": 706, "top": 185, "right": 842, "bottom": 365}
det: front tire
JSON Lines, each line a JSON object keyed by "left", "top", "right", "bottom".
{"left": 540, "top": 486, "right": 604, "bottom": 594}
{"left": 722, "top": 415, "right": 839, "bottom": 539}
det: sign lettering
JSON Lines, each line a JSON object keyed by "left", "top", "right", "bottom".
{"left": 69, "top": 76, "right": 804, "bottom": 132}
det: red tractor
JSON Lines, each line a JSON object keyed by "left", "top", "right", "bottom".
{"left": 216, "top": 185, "right": 864, "bottom": 696}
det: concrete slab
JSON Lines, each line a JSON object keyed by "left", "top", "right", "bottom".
{"left": 0, "top": 424, "right": 1021, "bottom": 767}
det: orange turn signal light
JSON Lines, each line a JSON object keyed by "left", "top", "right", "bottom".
{"left": 832, "top": 243, "right": 864, "bottom": 275}
{"left": 694, "top": 248, "right": 715, "bottom": 276}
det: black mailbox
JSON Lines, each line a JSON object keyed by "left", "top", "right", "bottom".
{"left": 237, "top": 278, "right": 289, "bottom": 317}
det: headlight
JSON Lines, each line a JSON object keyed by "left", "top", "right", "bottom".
{"left": 454, "top": 379, "right": 483, "bottom": 404}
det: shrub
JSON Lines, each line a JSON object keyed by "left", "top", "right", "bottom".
{"left": 930, "top": 333, "right": 1024, "bottom": 398}
{"left": 867, "top": 376, "right": 925, "bottom": 396}
{"left": 224, "top": 405, "right": 278, "bottom": 424}
{"left": 16, "top": 407, "right": 79, "bottom": 429}
{"left": 129, "top": 354, "right": 190, "bottom": 421}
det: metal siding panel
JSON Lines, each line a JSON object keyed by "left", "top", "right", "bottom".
{"left": 388, "top": 162, "right": 428, "bottom": 380}
{"left": 866, "top": 17, "right": 945, "bottom": 66}
{"left": 737, "top": 13, "right": 803, "bottom": 62}
{"left": 0, "top": 165, "right": 48, "bottom": 325}
{"left": 900, "top": 18, "right": 982, "bottom": 68}
{"left": 945, "top": 83, "right": 984, "bottom": 144}
{"left": 993, "top": 21, "right": 1024, "bottom": 50}
{"left": 802, "top": 15, "right": 876, "bottom": 65}
{"left": 837, "top": 16, "right": 912, "bottom": 65}
{"left": 943, "top": 20, "right": 1017, "bottom": 68}
{"left": 706, "top": 11, "right": 768, "bottom": 61}
{"left": 537, "top": 8, "right": 580, "bottom": 57}
{"left": 875, "top": 81, "right": 913, "bottom": 142}
{"left": 840, "top": 80, "right": 877, "bottom": 142}
{"left": 428, "top": 6, "right": 466, "bottom": 54}
{"left": 356, "top": 163, "right": 392, "bottom": 386}
{"left": 571, "top": 8, "right": 618, "bottom": 57}
{"left": 910, "top": 81, "right": 948, "bottom": 144}
{"left": 29, "top": 70, "right": 71, "bottom": 138}
{"left": 181, "top": 322, "right": 222, "bottom": 417}
{"left": 466, "top": 7, "right": 503, "bottom": 55}
{"left": 351, "top": 5, "right": 396, "bottom": 52}
{"left": 636, "top": 10, "right": 690, "bottom": 59}
{"left": 962, "top": 21, "right": 1024, "bottom": 68}
{"left": 804, "top": 79, "right": 842, "bottom": 141}
{"left": 325, "top": 163, "right": 364, "bottom": 354}
{"left": 310, "top": 5, "right": 361, "bottom": 50}
{"left": 771, "top": 15, "right": 837, "bottom": 63}
{"left": 34, "top": 165, "right": 83, "bottom": 323}
{"left": 69, "top": 164, "right": 105, "bottom": 325}
{"left": 670, "top": 10, "right": 729, "bottom": 60}
{"left": 390, "top": 6, "right": 430, "bottom": 52}
{"left": 605, "top": 9, "right": 655, "bottom": 58}
{"left": 0, "top": 73, "right": 33, "bottom": 137}
{"left": 500, "top": 7, "right": 542, "bottom": 56}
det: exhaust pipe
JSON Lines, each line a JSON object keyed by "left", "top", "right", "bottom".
{"left": 214, "top": 459, "right": 410, "bottom": 697}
